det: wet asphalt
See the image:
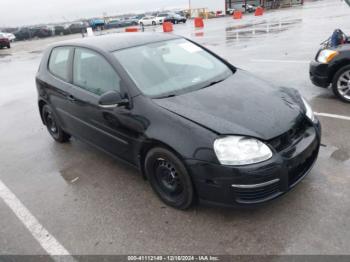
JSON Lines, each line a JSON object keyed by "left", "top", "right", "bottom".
{"left": 0, "top": 0, "right": 350, "bottom": 255}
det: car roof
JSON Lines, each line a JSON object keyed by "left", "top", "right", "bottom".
{"left": 51, "top": 32, "right": 182, "bottom": 52}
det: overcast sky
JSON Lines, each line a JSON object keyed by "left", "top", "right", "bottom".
{"left": 0, "top": 0, "right": 191, "bottom": 27}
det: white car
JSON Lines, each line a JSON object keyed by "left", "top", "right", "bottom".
{"left": 138, "top": 16, "right": 163, "bottom": 26}
{"left": 0, "top": 32, "right": 15, "bottom": 42}
{"left": 226, "top": 8, "right": 236, "bottom": 15}
{"left": 156, "top": 13, "right": 169, "bottom": 23}
{"left": 242, "top": 4, "right": 257, "bottom": 13}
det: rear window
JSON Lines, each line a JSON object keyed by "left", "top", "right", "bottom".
{"left": 48, "top": 47, "right": 71, "bottom": 81}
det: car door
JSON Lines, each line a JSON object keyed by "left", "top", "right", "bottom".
{"left": 147, "top": 17, "right": 154, "bottom": 26}
{"left": 65, "top": 47, "right": 140, "bottom": 162}
{"left": 43, "top": 46, "right": 76, "bottom": 133}
{"left": 142, "top": 17, "right": 149, "bottom": 26}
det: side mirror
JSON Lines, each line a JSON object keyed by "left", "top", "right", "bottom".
{"left": 98, "top": 91, "right": 129, "bottom": 108}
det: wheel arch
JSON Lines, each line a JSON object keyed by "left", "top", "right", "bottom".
{"left": 329, "top": 59, "right": 350, "bottom": 83}
{"left": 38, "top": 99, "right": 47, "bottom": 124}
{"left": 138, "top": 138, "right": 198, "bottom": 205}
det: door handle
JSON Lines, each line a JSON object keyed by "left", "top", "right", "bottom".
{"left": 67, "top": 95, "right": 76, "bottom": 102}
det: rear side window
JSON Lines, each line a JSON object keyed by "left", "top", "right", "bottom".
{"left": 73, "top": 48, "right": 120, "bottom": 96}
{"left": 48, "top": 47, "right": 71, "bottom": 81}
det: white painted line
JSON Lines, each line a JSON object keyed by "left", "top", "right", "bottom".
{"left": 315, "top": 112, "right": 350, "bottom": 121}
{"left": 0, "top": 179, "right": 72, "bottom": 258}
{"left": 251, "top": 59, "right": 310, "bottom": 64}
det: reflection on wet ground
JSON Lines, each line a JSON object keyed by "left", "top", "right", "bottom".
{"left": 225, "top": 19, "right": 303, "bottom": 43}
{"left": 194, "top": 31, "right": 204, "bottom": 37}
{"left": 0, "top": 54, "right": 12, "bottom": 64}
{"left": 331, "top": 148, "right": 350, "bottom": 162}
{"left": 30, "top": 50, "right": 43, "bottom": 54}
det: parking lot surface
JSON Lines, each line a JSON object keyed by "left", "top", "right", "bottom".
{"left": 1, "top": 0, "right": 350, "bottom": 256}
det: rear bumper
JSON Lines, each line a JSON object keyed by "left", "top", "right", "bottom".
{"left": 309, "top": 61, "right": 330, "bottom": 88}
{"left": 0, "top": 40, "right": 9, "bottom": 47}
{"left": 186, "top": 120, "right": 321, "bottom": 207}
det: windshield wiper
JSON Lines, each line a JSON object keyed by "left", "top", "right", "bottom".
{"left": 156, "top": 78, "right": 227, "bottom": 99}
{"left": 201, "top": 78, "right": 226, "bottom": 89}
{"left": 157, "top": 94, "right": 177, "bottom": 99}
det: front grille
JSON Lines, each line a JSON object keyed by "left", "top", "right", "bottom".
{"left": 233, "top": 182, "right": 281, "bottom": 203}
{"left": 269, "top": 117, "right": 311, "bottom": 152}
{"left": 288, "top": 147, "right": 318, "bottom": 186}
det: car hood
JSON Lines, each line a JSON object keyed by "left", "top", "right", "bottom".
{"left": 153, "top": 70, "right": 303, "bottom": 141}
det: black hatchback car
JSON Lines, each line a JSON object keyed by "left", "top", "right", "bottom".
{"left": 310, "top": 31, "right": 350, "bottom": 103}
{"left": 36, "top": 33, "right": 321, "bottom": 209}
{"left": 163, "top": 13, "right": 187, "bottom": 24}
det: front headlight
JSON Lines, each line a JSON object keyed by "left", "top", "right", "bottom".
{"left": 301, "top": 97, "right": 316, "bottom": 123}
{"left": 317, "top": 49, "right": 338, "bottom": 64}
{"left": 214, "top": 136, "right": 273, "bottom": 166}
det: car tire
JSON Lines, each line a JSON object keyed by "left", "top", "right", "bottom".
{"left": 42, "top": 105, "right": 71, "bottom": 143}
{"left": 332, "top": 65, "right": 350, "bottom": 103}
{"left": 7, "top": 43, "right": 10, "bottom": 49}
{"left": 152, "top": 21, "right": 156, "bottom": 26}
{"left": 174, "top": 20, "right": 178, "bottom": 24}
{"left": 144, "top": 147, "right": 194, "bottom": 210}
{"left": 140, "top": 22, "right": 144, "bottom": 27}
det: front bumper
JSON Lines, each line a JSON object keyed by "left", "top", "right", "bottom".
{"left": 309, "top": 61, "right": 330, "bottom": 88}
{"left": 186, "top": 121, "right": 321, "bottom": 207}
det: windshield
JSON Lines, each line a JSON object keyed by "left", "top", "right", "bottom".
{"left": 113, "top": 39, "right": 233, "bottom": 98}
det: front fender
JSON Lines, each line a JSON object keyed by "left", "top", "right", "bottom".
{"left": 133, "top": 96, "right": 219, "bottom": 163}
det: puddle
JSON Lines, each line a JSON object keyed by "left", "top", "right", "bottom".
{"left": 324, "top": 14, "right": 349, "bottom": 19}
{"left": 227, "top": 27, "right": 288, "bottom": 40}
{"left": 60, "top": 167, "right": 81, "bottom": 183}
{"left": 225, "top": 18, "right": 302, "bottom": 43}
{"left": 331, "top": 149, "right": 350, "bottom": 162}
{"left": 30, "top": 50, "right": 43, "bottom": 54}
{"left": 0, "top": 54, "right": 12, "bottom": 63}
{"left": 0, "top": 53, "right": 11, "bottom": 57}
{"left": 225, "top": 21, "right": 267, "bottom": 32}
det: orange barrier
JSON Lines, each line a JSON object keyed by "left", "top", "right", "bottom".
{"left": 194, "top": 17, "right": 204, "bottom": 28}
{"left": 233, "top": 11, "right": 243, "bottom": 19}
{"left": 163, "top": 22, "right": 173, "bottom": 32}
{"left": 255, "top": 7, "right": 264, "bottom": 16}
{"left": 125, "top": 27, "right": 139, "bottom": 32}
